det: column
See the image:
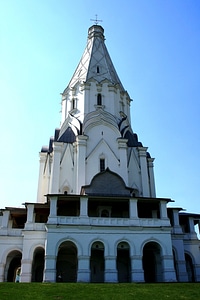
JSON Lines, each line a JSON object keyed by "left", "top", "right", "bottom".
{"left": 75, "top": 135, "right": 88, "bottom": 194}
{"left": 129, "top": 199, "right": 139, "bottom": 226}
{"left": 172, "top": 209, "right": 183, "bottom": 234}
{"left": 26, "top": 204, "right": 34, "bottom": 223}
{"left": 188, "top": 217, "right": 195, "bottom": 234}
{"left": 1, "top": 210, "right": 10, "bottom": 228}
{"left": 79, "top": 197, "right": 89, "bottom": 225}
{"left": 48, "top": 196, "right": 58, "bottom": 224}
{"left": 104, "top": 256, "right": 118, "bottom": 283}
{"left": 147, "top": 157, "right": 156, "bottom": 197}
{"left": 77, "top": 255, "right": 90, "bottom": 282}
{"left": 80, "top": 197, "right": 88, "bottom": 217}
{"left": 129, "top": 199, "right": 138, "bottom": 218}
{"left": 117, "top": 138, "right": 128, "bottom": 185}
{"left": 137, "top": 147, "right": 150, "bottom": 197}
{"left": 160, "top": 201, "right": 168, "bottom": 219}
{"left": 49, "top": 142, "right": 62, "bottom": 194}
{"left": 130, "top": 255, "right": 144, "bottom": 282}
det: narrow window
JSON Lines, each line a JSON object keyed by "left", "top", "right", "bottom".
{"left": 100, "top": 158, "right": 105, "bottom": 172}
{"left": 97, "top": 66, "right": 100, "bottom": 73}
{"left": 72, "top": 98, "right": 75, "bottom": 110}
{"left": 97, "top": 93, "right": 102, "bottom": 105}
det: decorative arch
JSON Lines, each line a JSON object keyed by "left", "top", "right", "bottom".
{"left": 114, "top": 238, "right": 135, "bottom": 256}
{"left": 140, "top": 238, "right": 166, "bottom": 255}
{"left": 88, "top": 238, "right": 108, "bottom": 256}
{"left": 55, "top": 237, "right": 82, "bottom": 257}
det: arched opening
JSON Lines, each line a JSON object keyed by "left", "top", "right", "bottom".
{"left": 90, "top": 241, "right": 105, "bottom": 283}
{"left": 6, "top": 250, "right": 22, "bottom": 282}
{"left": 185, "top": 253, "right": 195, "bottom": 282}
{"left": 117, "top": 242, "right": 131, "bottom": 282}
{"left": 142, "top": 242, "right": 163, "bottom": 282}
{"left": 31, "top": 247, "right": 45, "bottom": 282}
{"left": 56, "top": 241, "right": 77, "bottom": 282}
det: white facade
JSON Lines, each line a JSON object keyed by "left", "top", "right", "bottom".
{"left": 0, "top": 25, "right": 200, "bottom": 283}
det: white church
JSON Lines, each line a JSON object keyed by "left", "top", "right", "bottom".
{"left": 0, "top": 24, "right": 200, "bottom": 283}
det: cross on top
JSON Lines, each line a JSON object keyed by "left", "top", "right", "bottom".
{"left": 90, "top": 14, "right": 102, "bottom": 25}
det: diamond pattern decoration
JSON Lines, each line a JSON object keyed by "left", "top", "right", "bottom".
{"left": 67, "top": 26, "right": 124, "bottom": 90}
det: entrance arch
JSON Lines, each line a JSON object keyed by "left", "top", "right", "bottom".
{"left": 185, "top": 253, "right": 195, "bottom": 282}
{"left": 117, "top": 242, "right": 131, "bottom": 282}
{"left": 31, "top": 247, "right": 45, "bottom": 282}
{"left": 142, "top": 241, "right": 163, "bottom": 282}
{"left": 5, "top": 250, "right": 22, "bottom": 282}
{"left": 56, "top": 241, "right": 77, "bottom": 282}
{"left": 90, "top": 241, "right": 105, "bottom": 283}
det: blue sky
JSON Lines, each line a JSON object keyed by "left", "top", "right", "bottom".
{"left": 0, "top": 0, "right": 200, "bottom": 213}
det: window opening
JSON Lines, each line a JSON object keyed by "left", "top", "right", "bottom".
{"left": 97, "top": 94, "right": 102, "bottom": 106}
{"left": 72, "top": 98, "right": 75, "bottom": 110}
{"left": 97, "top": 66, "right": 100, "bottom": 73}
{"left": 100, "top": 158, "right": 105, "bottom": 172}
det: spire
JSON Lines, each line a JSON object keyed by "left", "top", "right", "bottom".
{"left": 65, "top": 25, "right": 124, "bottom": 91}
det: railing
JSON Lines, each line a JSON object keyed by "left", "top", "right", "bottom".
{"left": 0, "top": 228, "right": 23, "bottom": 236}
{"left": 50, "top": 216, "right": 171, "bottom": 227}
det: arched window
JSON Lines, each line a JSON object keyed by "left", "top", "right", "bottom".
{"left": 97, "top": 94, "right": 102, "bottom": 106}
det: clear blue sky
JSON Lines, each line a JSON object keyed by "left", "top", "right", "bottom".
{"left": 0, "top": 0, "right": 200, "bottom": 213}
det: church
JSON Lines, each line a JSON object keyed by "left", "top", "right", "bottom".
{"left": 0, "top": 24, "right": 200, "bottom": 283}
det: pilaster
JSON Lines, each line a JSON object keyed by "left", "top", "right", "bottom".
{"left": 162, "top": 255, "right": 177, "bottom": 282}
{"left": 117, "top": 138, "right": 128, "bottom": 185}
{"left": 137, "top": 147, "right": 150, "bottom": 197}
{"left": 43, "top": 255, "right": 57, "bottom": 282}
{"left": 77, "top": 255, "right": 90, "bottom": 282}
{"left": 48, "top": 196, "right": 58, "bottom": 224}
{"left": 1, "top": 210, "right": 10, "bottom": 228}
{"left": 20, "top": 259, "right": 32, "bottom": 282}
{"left": 130, "top": 255, "right": 144, "bottom": 282}
{"left": 104, "top": 256, "right": 118, "bottom": 283}
{"left": 49, "top": 142, "right": 63, "bottom": 194}
{"left": 0, "top": 263, "right": 5, "bottom": 282}
{"left": 37, "top": 152, "right": 47, "bottom": 203}
{"left": 147, "top": 157, "right": 156, "bottom": 197}
{"left": 26, "top": 204, "right": 35, "bottom": 223}
{"left": 75, "top": 135, "right": 88, "bottom": 194}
